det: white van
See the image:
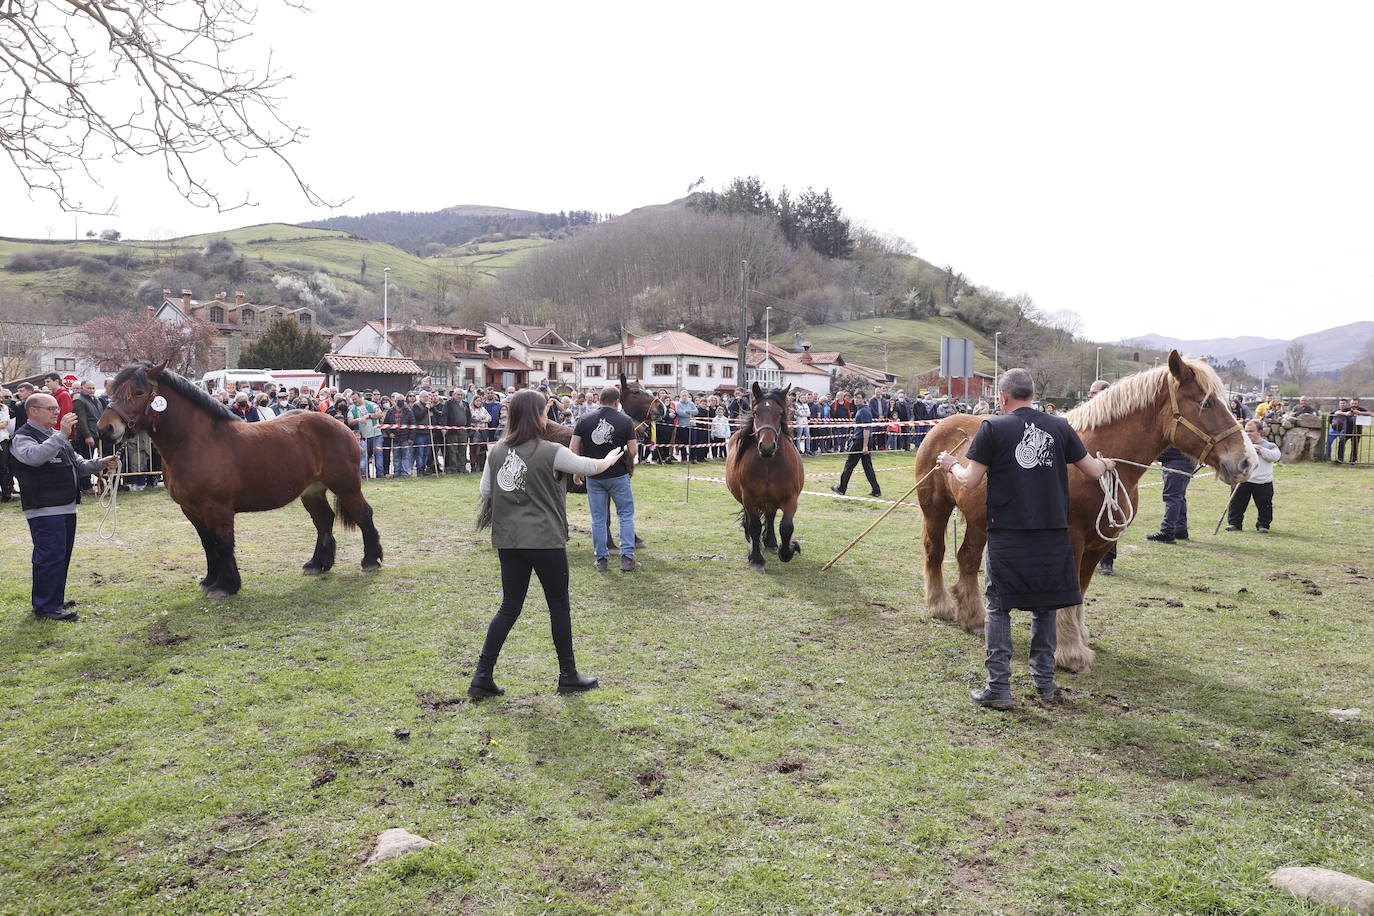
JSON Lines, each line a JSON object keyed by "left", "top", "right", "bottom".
{"left": 197, "top": 368, "right": 275, "bottom": 395}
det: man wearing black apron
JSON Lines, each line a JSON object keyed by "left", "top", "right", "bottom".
{"left": 938, "top": 368, "right": 1115, "bottom": 709}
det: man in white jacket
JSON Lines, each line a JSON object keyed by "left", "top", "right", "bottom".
{"left": 1225, "top": 420, "right": 1280, "bottom": 533}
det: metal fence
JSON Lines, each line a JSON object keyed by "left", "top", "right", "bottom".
{"left": 1318, "top": 413, "right": 1372, "bottom": 466}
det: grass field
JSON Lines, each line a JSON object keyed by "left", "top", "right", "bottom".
{"left": 800, "top": 317, "right": 995, "bottom": 385}
{"left": 0, "top": 224, "right": 435, "bottom": 304}
{"left": 1, "top": 455, "right": 1371, "bottom": 914}
{"left": 430, "top": 238, "right": 552, "bottom": 280}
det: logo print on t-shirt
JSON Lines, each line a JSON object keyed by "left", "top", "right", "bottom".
{"left": 591, "top": 417, "right": 614, "bottom": 446}
{"left": 1014, "top": 422, "right": 1055, "bottom": 469}
{"left": 496, "top": 449, "right": 528, "bottom": 492}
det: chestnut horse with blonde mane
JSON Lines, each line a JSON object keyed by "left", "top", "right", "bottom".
{"left": 914, "top": 351, "right": 1256, "bottom": 672}
{"left": 725, "top": 383, "right": 805, "bottom": 571}
{"left": 98, "top": 362, "right": 383, "bottom": 597}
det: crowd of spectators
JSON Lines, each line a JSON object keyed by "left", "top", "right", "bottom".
{"left": 2, "top": 380, "right": 1368, "bottom": 500}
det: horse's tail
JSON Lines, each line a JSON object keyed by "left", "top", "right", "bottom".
{"left": 476, "top": 495, "right": 493, "bottom": 531}
{"left": 334, "top": 495, "right": 360, "bottom": 530}
{"left": 735, "top": 507, "right": 754, "bottom": 540}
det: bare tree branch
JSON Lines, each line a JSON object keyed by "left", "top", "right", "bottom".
{"left": 0, "top": 0, "right": 340, "bottom": 214}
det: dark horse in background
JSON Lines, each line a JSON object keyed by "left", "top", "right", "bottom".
{"left": 98, "top": 362, "right": 383, "bottom": 597}
{"left": 725, "top": 382, "right": 805, "bottom": 571}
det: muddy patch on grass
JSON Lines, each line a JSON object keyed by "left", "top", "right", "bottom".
{"left": 762, "top": 759, "right": 808, "bottom": 775}
{"left": 416, "top": 689, "right": 465, "bottom": 712}
{"left": 148, "top": 622, "right": 191, "bottom": 647}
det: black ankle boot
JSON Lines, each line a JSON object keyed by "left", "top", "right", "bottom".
{"left": 556, "top": 671, "right": 598, "bottom": 695}
{"left": 468, "top": 660, "right": 504, "bottom": 700}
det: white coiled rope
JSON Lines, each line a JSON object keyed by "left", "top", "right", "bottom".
{"left": 97, "top": 456, "right": 121, "bottom": 540}
{"left": 1094, "top": 467, "right": 1134, "bottom": 541}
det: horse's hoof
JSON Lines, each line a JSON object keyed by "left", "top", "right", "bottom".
{"left": 361, "top": 561, "right": 382, "bottom": 572}
{"left": 302, "top": 564, "right": 324, "bottom": 576}
{"left": 204, "top": 587, "right": 232, "bottom": 599}
{"left": 748, "top": 562, "right": 766, "bottom": 573}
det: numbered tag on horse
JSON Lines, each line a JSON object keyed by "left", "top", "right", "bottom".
{"left": 151, "top": 396, "right": 168, "bottom": 412}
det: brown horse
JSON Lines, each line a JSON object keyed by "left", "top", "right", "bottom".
{"left": 725, "top": 382, "right": 805, "bottom": 571}
{"left": 914, "top": 350, "right": 1256, "bottom": 672}
{"left": 98, "top": 362, "right": 383, "bottom": 597}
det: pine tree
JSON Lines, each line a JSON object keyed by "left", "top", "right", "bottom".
{"left": 239, "top": 318, "right": 329, "bottom": 369}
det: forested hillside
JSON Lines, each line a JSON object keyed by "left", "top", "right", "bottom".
{"left": 301, "top": 205, "right": 605, "bottom": 256}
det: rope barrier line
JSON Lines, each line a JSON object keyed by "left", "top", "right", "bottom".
{"left": 685, "top": 475, "right": 922, "bottom": 509}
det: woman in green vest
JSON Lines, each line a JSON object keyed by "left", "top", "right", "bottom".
{"left": 470, "top": 389, "right": 625, "bottom": 699}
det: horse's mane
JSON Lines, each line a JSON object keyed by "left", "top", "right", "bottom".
{"left": 114, "top": 362, "right": 240, "bottom": 422}
{"left": 1066, "top": 359, "right": 1226, "bottom": 432}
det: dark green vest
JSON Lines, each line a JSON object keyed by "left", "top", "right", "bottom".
{"left": 489, "top": 439, "right": 568, "bottom": 549}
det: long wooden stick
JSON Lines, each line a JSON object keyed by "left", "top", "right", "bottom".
{"left": 821, "top": 434, "right": 969, "bottom": 571}
{"left": 1213, "top": 482, "right": 1241, "bottom": 535}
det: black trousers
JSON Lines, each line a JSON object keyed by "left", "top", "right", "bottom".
{"left": 478, "top": 548, "right": 575, "bottom": 671}
{"left": 838, "top": 450, "right": 880, "bottom": 494}
{"left": 1160, "top": 457, "right": 1196, "bottom": 534}
{"left": 0, "top": 440, "right": 13, "bottom": 497}
{"left": 1229, "top": 481, "right": 1273, "bottom": 529}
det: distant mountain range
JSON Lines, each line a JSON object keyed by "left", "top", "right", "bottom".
{"left": 1125, "top": 321, "right": 1374, "bottom": 372}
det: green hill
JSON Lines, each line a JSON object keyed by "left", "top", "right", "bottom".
{"left": 0, "top": 223, "right": 444, "bottom": 328}
{"left": 429, "top": 237, "right": 551, "bottom": 280}
{"left": 797, "top": 317, "right": 996, "bottom": 387}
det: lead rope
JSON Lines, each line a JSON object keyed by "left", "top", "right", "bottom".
{"left": 97, "top": 455, "right": 121, "bottom": 540}
{"left": 1092, "top": 456, "right": 1207, "bottom": 542}
{"left": 1094, "top": 465, "right": 1134, "bottom": 542}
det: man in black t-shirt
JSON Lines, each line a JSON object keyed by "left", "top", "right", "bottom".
{"left": 938, "top": 368, "right": 1115, "bottom": 710}
{"left": 571, "top": 386, "right": 640, "bottom": 572}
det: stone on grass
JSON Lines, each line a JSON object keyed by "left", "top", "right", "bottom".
{"left": 365, "top": 828, "right": 435, "bottom": 865}
{"left": 1270, "top": 867, "right": 1374, "bottom": 914}
{"left": 1327, "top": 708, "right": 1362, "bottom": 718}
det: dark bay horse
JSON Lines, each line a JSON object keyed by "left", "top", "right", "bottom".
{"left": 98, "top": 362, "right": 382, "bottom": 597}
{"left": 914, "top": 351, "right": 1255, "bottom": 672}
{"left": 725, "top": 382, "right": 805, "bottom": 571}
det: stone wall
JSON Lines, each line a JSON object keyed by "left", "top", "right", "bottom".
{"left": 1266, "top": 414, "right": 1323, "bottom": 462}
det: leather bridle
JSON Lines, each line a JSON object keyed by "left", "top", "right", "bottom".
{"left": 1166, "top": 376, "right": 1242, "bottom": 465}
{"left": 107, "top": 379, "right": 161, "bottom": 435}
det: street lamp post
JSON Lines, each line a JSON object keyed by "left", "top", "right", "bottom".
{"left": 1095, "top": 347, "right": 1102, "bottom": 381}
{"left": 383, "top": 267, "right": 392, "bottom": 349}
{"left": 993, "top": 331, "right": 1001, "bottom": 382}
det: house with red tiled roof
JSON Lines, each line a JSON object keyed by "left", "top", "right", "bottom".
{"left": 336, "top": 320, "right": 487, "bottom": 389}
{"left": 483, "top": 317, "right": 583, "bottom": 387}
{"left": 152, "top": 289, "right": 316, "bottom": 371}
{"left": 721, "top": 338, "right": 832, "bottom": 396}
{"left": 576, "top": 331, "right": 739, "bottom": 392}
{"left": 790, "top": 344, "right": 896, "bottom": 389}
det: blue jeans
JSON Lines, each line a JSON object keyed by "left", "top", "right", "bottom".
{"left": 360, "top": 436, "right": 383, "bottom": 478}
{"left": 393, "top": 441, "right": 413, "bottom": 476}
{"left": 587, "top": 474, "right": 635, "bottom": 560}
{"left": 28, "top": 513, "right": 77, "bottom": 614}
{"left": 983, "top": 604, "right": 1057, "bottom": 696}
{"left": 412, "top": 432, "right": 431, "bottom": 473}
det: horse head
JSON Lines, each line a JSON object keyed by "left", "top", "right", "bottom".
{"left": 98, "top": 360, "right": 168, "bottom": 441}
{"left": 1163, "top": 349, "right": 1256, "bottom": 484}
{"left": 750, "top": 381, "right": 790, "bottom": 459}
{"left": 618, "top": 372, "right": 657, "bottom": 430}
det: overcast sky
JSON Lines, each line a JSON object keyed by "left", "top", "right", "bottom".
{"left": 3, "top": 1, "right": 1371, "bottom": 343}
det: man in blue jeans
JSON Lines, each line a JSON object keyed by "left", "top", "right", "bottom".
{"left": 10, "top": 393, "right": 118, "bottom": 621}
{"left": 571, "top": 386, "right": 639, "bottom": 572}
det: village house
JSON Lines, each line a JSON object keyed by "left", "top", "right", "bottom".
{"left": 482, "top": 318, "right": 583, "bottom": 387}
{"left": 154, "top": 289, "right": 317, "bottom": 371}
{"left": 334, "top": 320, "right": 486, "bottom": 389}
{"left": 575, "top": 331, "right": 738, "bottom": 392}
{"left": 720, "top": 338, "right": 833, "bottom": 396}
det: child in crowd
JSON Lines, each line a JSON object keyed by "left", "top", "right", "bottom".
{"left": 1226, "top": 420, "right": 1280, "bottom": 533}
{"left": 711, "top": 407, "right": 731, "bottom": 459}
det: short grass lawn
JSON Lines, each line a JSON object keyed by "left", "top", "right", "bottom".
{"left": 1, "top": 454, "right": 1370, "bottom": 914}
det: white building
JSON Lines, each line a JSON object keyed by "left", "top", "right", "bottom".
{"left": 483, "top": 319, "right": 584, "bottom": 387}
{"left": 337, "top": 321, "right": 486, "bottom": 388}
{"left": 575, "top": 331, "right": 738, "bottom": 392}
{"left": 25, "top": 327, "right": 113, "bottom": 387}
{"left": 730, "top": 339, "right": 832, "bottom": 396}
